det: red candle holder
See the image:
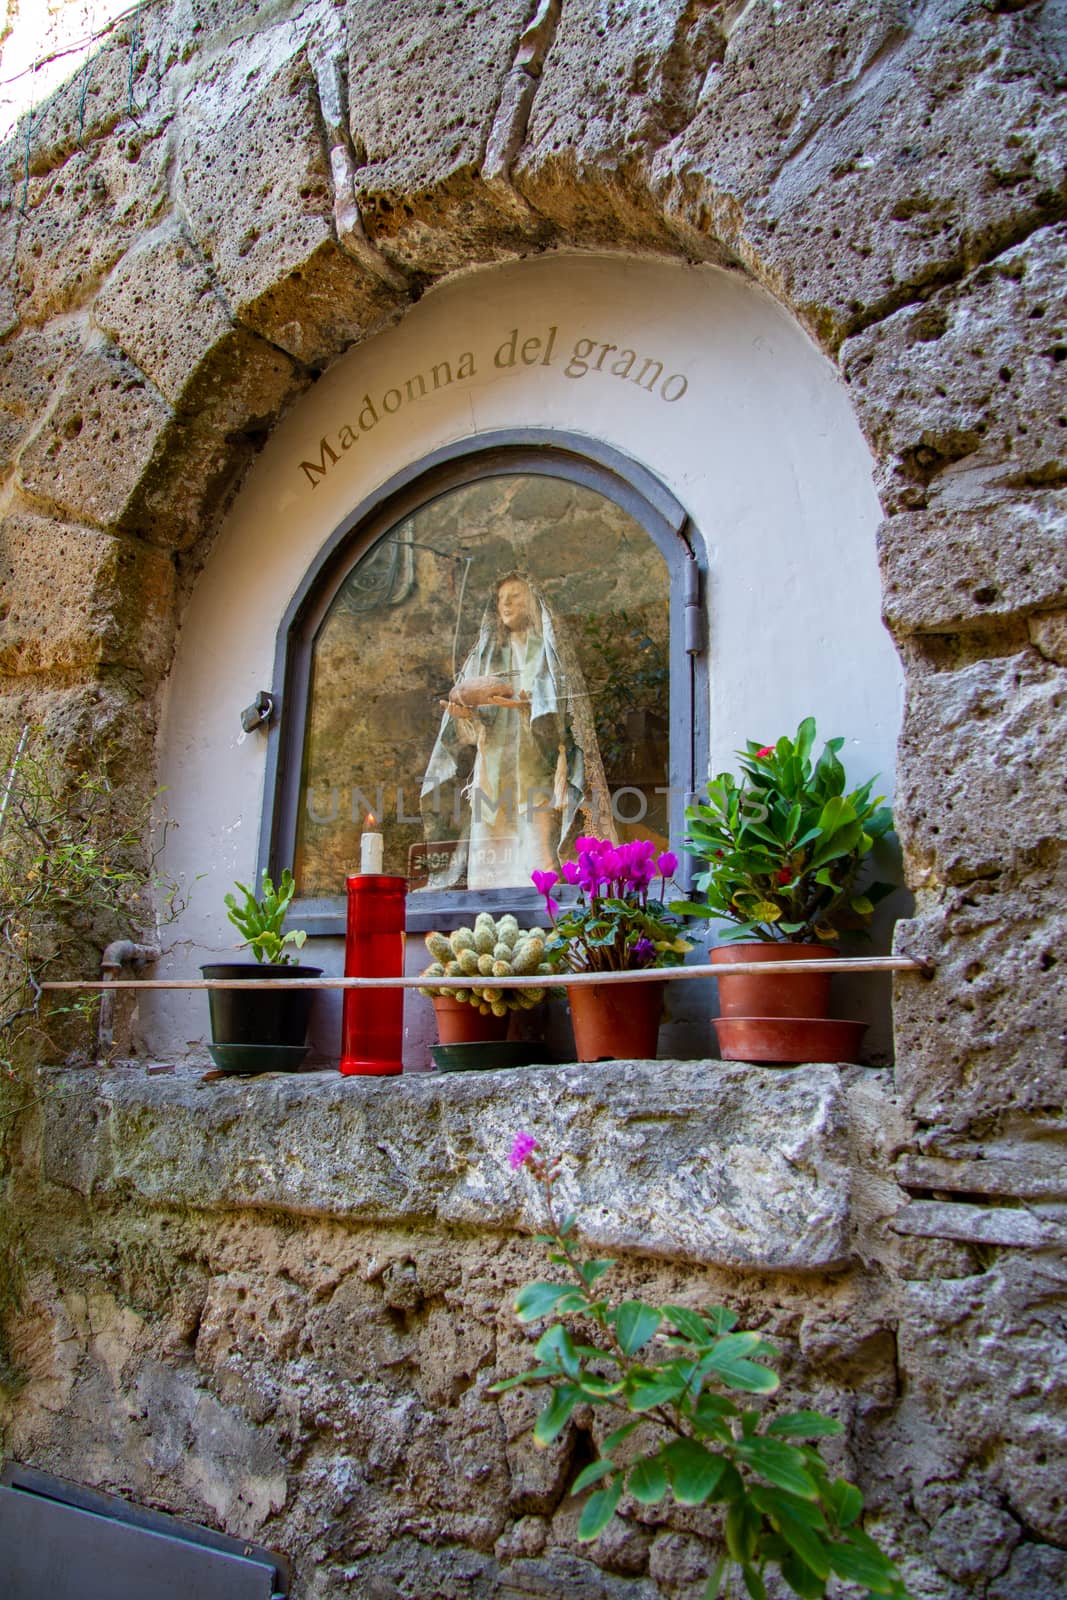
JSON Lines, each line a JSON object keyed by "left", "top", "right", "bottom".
{"left": 340, "top": 874, "right": 406, "bottom": 1075}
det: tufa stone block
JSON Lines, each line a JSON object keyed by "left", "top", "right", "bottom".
{"left": 841, "top": 223, "right": 1067, "bottom": 514}
{"left": 878, "top": 492, "right": 1067, "bottom": 636}
{"left": 892, "top": 869, "right": 1067, "bottom": 1131}
{"left": 652, "top": 1, "right": 1067, "bottom": 344}
{"left": 0, "top": 323, "right": 83, "bottom": 476}
{"left": 0, "top": 510, "right": 175, "bottom": 680}
{"left": 93, "top": 218, "right": 241, "bottom": 407}
{"left": 178, "top": 49, "right": 403, "bottom": 367}
{"left": 896, "top": 649, "right": 1067, "bottom": 886}
{"left": 37, "top": 1060, "right": 856, "bottom": 1272}
{"left": 10, "top": 135, "right": 170, "bottom": 324}
{"left": 18, "top": 340, "right": 172, "bottom": 530}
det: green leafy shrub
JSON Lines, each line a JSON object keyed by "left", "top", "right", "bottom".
{"left": 674, "top": 717, "right": 894, "bottom": 944}
{"left": 495, "top": 1136, "right": 910, "bottom": 1600}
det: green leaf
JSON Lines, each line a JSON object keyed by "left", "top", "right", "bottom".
{"left": 533, "top": 1383, "right": 582, "bottom": 1446}
{"left": 735, "top": 1437, "right": 820, "bottom": 1499}
{"left": 741, "top": 1563, "right": 767, "bottom": 1600}
{"left": 725, "top": 1499, "right": 759, "bottom": 1564}
{"left": 577, "top": 1373, "right": 625, "bottom": 1399}
{"left": 612, "top": 1300, "right": 663, "bottom": 1356}
{"left": 829, "top": 1532, "right": 903, "bottom": 1592}
{"left": 702, "top": 1337, "right": 780, "bottom": 1394}
{"left": 663, "top": 1304, "right": 713, "bottom": 1345}
{"left": 570, "top": 1458, "right": 616, "bottom": 1495}
{"left": 828, "top": 1477, "right": 862, "bottom": 1528}
{"left": 515, "top": 1282, "right": 572, "bottom": 1322}
{"left": 662, "top": 1438, "right": 728, "bottom": 1505}
{"left": 766, "top": 1412, "right": 844, "bottom": 1440}
{"left": 535, "top": 1323, "right": 580, "bottom": 1379}
{"left": 702, "top": 1558, "right": 727, "bottom": 1600}
{"left": 580, "top": 1259, "right": 616, "bottom": 1287}
{"left": 627, "top": 1371, "right": 689, "bottom": 1410}
{"left": 750, "top": 1489, "right": 831, "bottom": 1579}
{"left": 577, "top": 1477, "right": 623, "bottom": 1541}
{"left": 487, "top": 1365, "right": 555, "bottom": 1393}
{"left": 781, "top": 1553, "right": 828, "bottom": 1599}
{"left": 628, "top": 1455, "right": 669, "bottom": 1504}
{"left": 705, "top": 1305, "right": 739, "bottom": 1335}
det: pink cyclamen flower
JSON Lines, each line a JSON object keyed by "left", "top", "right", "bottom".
{"left": 561, "top": 860, "right": 581, "bottom": 885}
{"left": 509, "top": 1133, "right": 539, "bottom": 1170}
{"left": 656, "top": 851, "right": 678, "bottom": 880}
{"left": 531, "top": 868, "right": 559, "bottom": 918}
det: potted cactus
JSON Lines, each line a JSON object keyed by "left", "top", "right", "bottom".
{"left": 418, "top": 912, "right": 554, "bottom": 1045}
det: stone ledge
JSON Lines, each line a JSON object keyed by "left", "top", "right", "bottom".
{"left": 36, "top": 1059, "right": 854, "bottom": 1273}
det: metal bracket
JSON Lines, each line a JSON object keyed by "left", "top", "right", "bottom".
{"left": 241, "top": 691, "right": 275, "bottom": 733}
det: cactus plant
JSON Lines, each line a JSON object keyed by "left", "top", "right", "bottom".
{"left": 418, "top": 916, "right": 559, "bottom": 1014}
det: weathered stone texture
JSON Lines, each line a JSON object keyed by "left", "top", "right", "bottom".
{"left": 10, "top": 134, "right": 171, "bottom": 324}
{"left": 893, "top": 868, "right": 1067, "bottom": 1129}
{"left": 878, "top": 493, "right": 1067, "bottom": 636}
{"left": 0, "top": 510, "right": 175, "bottom": 679}
{"left": 92, "top": 218, "right": 242, "bottom": 406}
{"left": 896, "top": 649, "right": 1067, "bottom": 886}
{"left": 349, "top": 0, "right": 525, "bottom": 191}
{"left": 0, "top": 322, "right": 82, "bottom": 475}
{"left": 38, "top": 1060, "right": 856, "bottom": 1271}
{"left": 649, "top": 0, "right": 1065, "bottom": 339}
{"left": 17, "top": 340, "right": 172, "bottom": 529}
{"left": 896, "top": 1254, "right": 1067, "bottom": 1547}
{"left": 989, "top": 1543, "right": 1067, "bottom": 1600}
{"left": 346, "top": 0, "right": 545, "bottom": 273}
{"left": 17, "top": 34, "right": 161, "bottom": 175}
{"left": 841, "top": 223, "right": 1067, "bottom": 515}
{"left": 2, "top": 1055, "right": 936, "bottom": 1600}
{"left": 177, "top": 48, "right": 404, "bottom": 365}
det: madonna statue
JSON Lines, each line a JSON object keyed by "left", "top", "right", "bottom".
{"left": 420, "top": 573, "right": 615, "bottom": 890}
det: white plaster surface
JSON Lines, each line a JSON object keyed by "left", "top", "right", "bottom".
{"left": 146, "top": 253, "right": 903, "bottom": 1066}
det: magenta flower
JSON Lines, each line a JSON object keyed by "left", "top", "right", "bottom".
{"left": 656, "top": 851, "right": 678, "bottom": 880}
{"left": 561, "top": 860, "right": 581, "bottom": 885}
{"left": 509, "top": 1132, "right": 539, "bottom": 1170}
{"left": 531, "top": 868, "right": 559, "bottom": 918}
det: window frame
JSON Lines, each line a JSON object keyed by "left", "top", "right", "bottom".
{"left": 259, "top": 429, "right": 707, "bottom": 934}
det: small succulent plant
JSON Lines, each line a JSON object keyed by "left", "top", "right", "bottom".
{"left": 418, "top": 912, "right": 556, "bottom": 1015}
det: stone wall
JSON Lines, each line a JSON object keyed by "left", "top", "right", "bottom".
{"left": 1, "top": 0, "right": 1065, "bottom": 1596}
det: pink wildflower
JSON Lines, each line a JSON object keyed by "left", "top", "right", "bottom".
{"left": 509, "top": 1132, "right": 539, "bottom": 1170}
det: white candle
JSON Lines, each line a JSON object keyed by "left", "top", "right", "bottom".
{"left": 360, "top": 815, "right": 384, "bottom": 875}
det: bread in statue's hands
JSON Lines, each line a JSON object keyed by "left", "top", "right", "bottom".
{"left": 441, "top": 674, "right": 531, "bottom": 714}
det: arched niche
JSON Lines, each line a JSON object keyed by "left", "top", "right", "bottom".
{"left": 147, "top": 253, "right": 903, "bottom": 1067}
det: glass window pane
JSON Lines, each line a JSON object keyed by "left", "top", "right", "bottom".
{"left": 294, "top": 474, "right": 670, "bottom": 896}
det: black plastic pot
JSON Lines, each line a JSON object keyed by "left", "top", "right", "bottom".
{"left": 200, "top": 963, "right": 323, "bottom": 1049}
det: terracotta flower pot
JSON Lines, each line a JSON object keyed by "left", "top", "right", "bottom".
{"left": 567, "top": 979, "right": 665, "bottom": 1063}
{"left": 713, "top": 1016, "right": 866, "bottom": 1065}
{"left": 431, "top": 995, "right": 510, "bottom": 1044}
{"left": 710, "top": 943, "right": 832, "bottom": 1020}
